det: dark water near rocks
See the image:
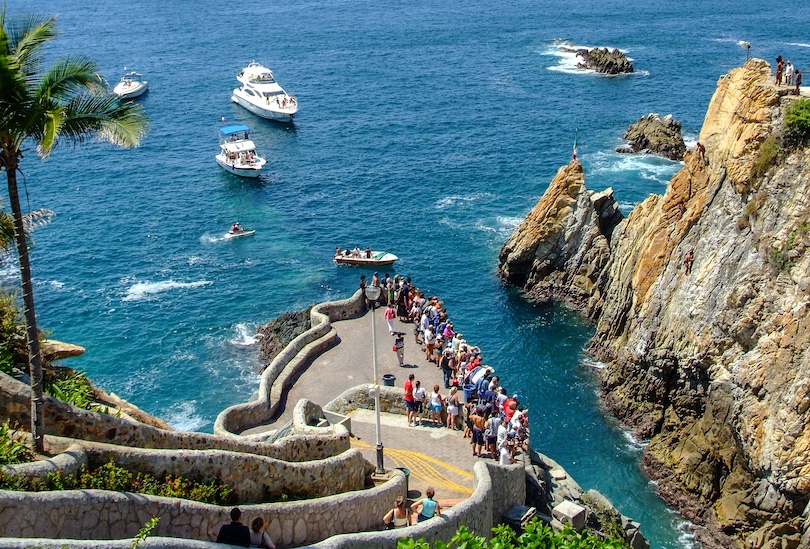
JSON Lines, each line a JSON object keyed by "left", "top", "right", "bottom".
{"left": 4, "top": 0, "right": 810, "bottom": 546}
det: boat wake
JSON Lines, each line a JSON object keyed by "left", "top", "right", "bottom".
{"left": 789, "top": 42, "right": 810, "bottom": 49}
{"left": 228, "top": 322, "right": 258, "bottom": 347}
{"left": 122, "top": 279, "right": 212, "bottom": 302}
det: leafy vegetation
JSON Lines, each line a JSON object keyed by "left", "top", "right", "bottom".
{"left": 43, "top": 370, "right": 95, "bottom": 409}
{"left": 130, "top": 516, "right": 160, "bottom": 549}
{"left": 0, "top": 460, "right": 236, "bottom": 505}
{"left": 750, "top": 136, "right": 779, "bottom": 182}
{"left": 0, "top": 421, "right": 34, "bottom": 465}
{"left": 0, "top": 291, "right": 25, "bottom": 377}
{"left": 784, "top": 98, "right": 810, "bottom": 149}
{"left": 398, "top": 520, "right": 628, "bottom": 549}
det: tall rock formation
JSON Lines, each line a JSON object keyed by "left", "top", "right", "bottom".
{"left": 498, "top": 59, "right": 810, "bottom": 548}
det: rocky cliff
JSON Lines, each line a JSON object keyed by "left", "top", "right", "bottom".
{"left": 499, "top": 59, "right": 810, "bottom": 548}
{"left": 617, "top": 113, "right": 687, "bottom": 161}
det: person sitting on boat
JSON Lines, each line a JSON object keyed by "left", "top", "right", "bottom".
{"left": 230, "top": 222, "right": 243, "bottom": 234}
{"left": 352, "top": 246, "right": 361, "bottom": 258}
{"left": 335, "top": 247, "right": 342, "bottom": 258}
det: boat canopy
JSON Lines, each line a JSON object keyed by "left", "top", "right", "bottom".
{"left": 221, "top": 140, "right": 257, "bottom": 153}
{"left": 122, "top": 72, "right": 143, "bottom": 79}
{"left": 219, "top": 125, "right": 251, "bottom": 136}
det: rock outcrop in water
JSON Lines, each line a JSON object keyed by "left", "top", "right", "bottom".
{"left": 498, "top": 59, "right": 810, "bottom": 548}
{"left": 617, "top": 113, "right": 687, "bottom": 160}
{"left": 257, "top": 307, "right": 312, "bottom": 368}
{"left": 575, "top": 47, "right": 634, "bottom": 75}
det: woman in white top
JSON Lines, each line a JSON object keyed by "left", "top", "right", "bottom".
{"left": 445, "top": 386, "right": 460, "bottom": 430}
{"left": 383, "top": 495, "right": 412, "bottom": 528}
{"left": 249, "top": 517, "right": 276, "bottom": 548}
{"left": 429, "top": 384, "right": 444, "bottom": 425}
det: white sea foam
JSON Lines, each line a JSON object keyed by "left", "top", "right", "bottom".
{"left": 123, "top": 279, "right": 212, "bottom": 302}
{"left": 618, "top": 201, "right": 637, "bottom": 214}
{"left": 229, "top": 323, "right": 258, "bottom": 347}
{"left": 199, "top": 234, "right": 224, "bottom": 244}
{"left": 622, "top": 430, "right": 648, "bottom": 451}
{"left": 589, "top": 151, "right": 680, "bottom": 185}
{"left": 673, "top": 518, "right": 700, "bottom": 548}
{"left": 543, "top": 40, "right": 636, "bottom": 76}
{"left": 581, "top": 357, "right": 607, "bottom": 369}
{"left": 788, "top": 42, "right": 810, "bottom": 49}
{"left": 435, "top": 192, "right": 493, "bottom": 209}
{"left": 163, "top": 400, "right": 207, "bottom": 432}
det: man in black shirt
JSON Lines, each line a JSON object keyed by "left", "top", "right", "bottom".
{"left": 216, "top": 507, "right": 250, "bottom": 547}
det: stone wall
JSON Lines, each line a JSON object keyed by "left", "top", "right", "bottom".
{"left": 214, "top": 291, "right": 366, "bottom": 436}
{"left": 325, "top": 384, "right": 408, "bottom": 417}
{"left": 0, "top": 374, "right": 350, "bottom": 464}
{"left": 0, "top": 471, "right": 405, "bottom": 548}
{"left": 0, "top": 461, "right": 527, "bottom": 549}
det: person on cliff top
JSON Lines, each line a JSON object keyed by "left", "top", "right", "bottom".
{"left": 216, "top": 507, "right": 251, "bottom": 547}
{"left": 249, "top": 517, "right": 276, "bottom": 549}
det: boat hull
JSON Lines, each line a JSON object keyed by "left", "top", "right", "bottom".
{"left": 334, "top": 252, "right": 398, "bottom": 266}
{"left": 231, "top": 92, "right": 295, "bottom": 123}
{"left": 224, "top": 230, "right": 256, "bottom": 240}
{"left": 113, "top": 83, "right": 148, "bottom": 99}
{"left": 215, "top": 156, "right": 262, "bottom": 178}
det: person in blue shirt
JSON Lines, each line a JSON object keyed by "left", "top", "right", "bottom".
{"left": 411, "top": 486, "right": 441, "bottom": 522}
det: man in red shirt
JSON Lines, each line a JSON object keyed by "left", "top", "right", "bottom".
{"left": 404, "top": 373, "right": 416, "bottom": 426}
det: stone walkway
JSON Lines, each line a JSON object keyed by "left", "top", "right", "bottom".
{"left": 250, "top": 307, "right": 483, "bottom": 507}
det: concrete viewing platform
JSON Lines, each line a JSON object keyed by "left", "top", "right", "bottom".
{"left": 248, "top": 306, "right": 487, "bottom": 506}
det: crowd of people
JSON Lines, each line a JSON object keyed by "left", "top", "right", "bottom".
{"left": 361, "top": 275, "right": 529, "bottom": 463}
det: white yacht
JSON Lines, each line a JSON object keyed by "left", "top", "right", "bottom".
{"left": 112, "top": 71, "right": 148, "bottom": 99}
{"left": 215, "top": 125, "right": 266, "bottom": 178}
{"left": 231, "top": 62, "right": 297, "bottom": 123}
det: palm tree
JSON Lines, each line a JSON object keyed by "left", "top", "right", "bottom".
{"left": 0, "top": 7, "right": 148, "bottom": 452}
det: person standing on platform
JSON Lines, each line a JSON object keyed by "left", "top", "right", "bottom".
{"left": 404, "top": 373, "right": 416, "bottom": 426}
{"left": 384, "top": 303, "right": 396, "bottom": 333}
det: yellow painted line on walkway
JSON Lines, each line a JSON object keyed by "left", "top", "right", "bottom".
{"left": 352, "top": 438, "right": 474, "bottom": 495}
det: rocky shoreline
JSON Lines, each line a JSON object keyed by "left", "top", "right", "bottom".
{"left": 616, "top": 113, "right": 686, "bottom": 161}
{"left": 498, "top": 60, "right": 810, "bottom": 548}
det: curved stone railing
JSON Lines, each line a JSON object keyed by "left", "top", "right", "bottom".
{"left": 0, "top": 459, "right": 526, "bottom": 549}
{"left": 214, "top": 290, "right": 366, "bottom": 436}
{"left": 0, "top": 469, "right": 406, "bottom": 547}
{"left": 2, "top": 442, "right": 87, "bottom": 481}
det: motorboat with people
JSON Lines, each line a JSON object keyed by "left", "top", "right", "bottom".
{"left": 334, "top": 247, "right": 398, "bottom": 266}
{"left": 224, "top": 222, "right": 255, "bottom": 240}
{"left": 231, "top": 62, "right": 298, "bottom": 123}
{"left": 215, "top": 125, "right": 267, "bottom": 178}
{"left": 112, "top": 71, "right": 148, "bottom": 99}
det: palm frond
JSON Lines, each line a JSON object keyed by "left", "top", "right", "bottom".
{"left": 0, "top": 211, "right": 14, "bottom": 249}
{"left": 35, "top": 91, "right": 147, "bottom": 157}
{"left": 38, "top": 55, "right": 105, "bottom": 99}
{"left": 6, "top": 13, "right": 57, "bottom": 78}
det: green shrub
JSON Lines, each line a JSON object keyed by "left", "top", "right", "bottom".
{"left": 750, "top": 136, "right": 779, "bottom": 182}
{"left": 0, "top": 421, "right": 34, "bottom": 465}
{"left": 784, "top": 98, "right": 810, "bottom": 149}
{"left": 398, "top": 520, "right": 628, "bottom": 549}
{"left": 0, "top": 460, "right": 235, "bottom": 505}
{"left": 0, "top": 292, "right": 24, "bottom": 376}
{"left": 44, "top": 371, "right": 94, "bottom": 409}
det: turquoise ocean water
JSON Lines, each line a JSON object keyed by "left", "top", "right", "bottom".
{"left": 4, "top": 0, "right": 810, "bottom": 546}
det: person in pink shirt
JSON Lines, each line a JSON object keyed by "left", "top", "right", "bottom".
{"left": 384, "top": 303, "right": 396, "bottom": 333}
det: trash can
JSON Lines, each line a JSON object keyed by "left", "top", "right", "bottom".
{"left": 382, "top": 373, "right": 396, "bottom": 387}
{"left": 463, "top": 383, "right": 477, "bottom": 402}
{"left": 396, "top": 467, "right": 410, "bottom": 496}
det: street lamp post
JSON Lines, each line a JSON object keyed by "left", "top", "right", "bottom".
{"left": 364, "top": 284, "right": 385, "bottom": 475}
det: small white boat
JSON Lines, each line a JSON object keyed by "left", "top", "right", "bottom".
{"left": 231, "top": 62, "right": 297, "bottom": 123}
{"left": 224, "top": 227, "right": 255, "bottom": 240}
{"left": 334, "top": 249, "right": 398, "bottom": 266}
{"left": 113, "top": 71, "right": 148, "bottom": 99}
{"left": 215, "top": 125, "right": 267, "bottom": 178}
